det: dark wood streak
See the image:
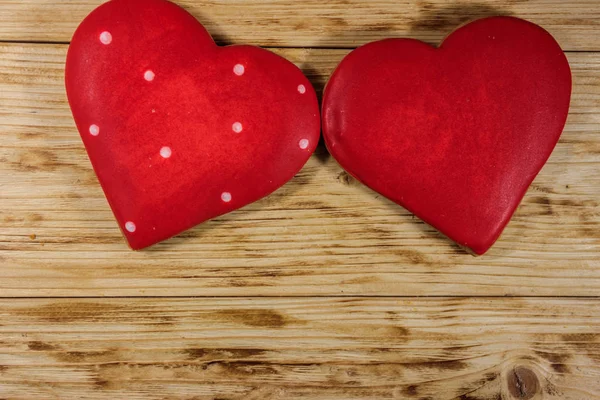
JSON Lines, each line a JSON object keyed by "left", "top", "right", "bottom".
{"left": 402, "top": 384, "right": 419, "bottom": 396}
{"left": 534, "top": 350, "right": 571, "bottom": 373}
{"left": 457, "top": 394, "right": 502, "bottom": 400}
{"left": 484, "top": 372, "right": 498, "bottom": 382}
{"left": 536, "top": 196, "right": 554, "bottom": 216}
{"left": 337, "top": 171, "right": 356, "bottom": 186}
{"left": 328, "top": 17, "right": 349, "bottom": 28}
{"left": 458, "top": 394, "right": 482, "bottom": 400}
{"left": 410, "top": 2, "right": 514, "bottom": 39}
{"left": 454, "top": 371, "right": 499, "bottom": 400}
{"left": 12, "top": 149, "right": 57, "bottom": 172}
{"left": 8, "top": 149, "right": 92, "bottom": 175}
{"left": 183, "top": 348, "right": 267, "bottom": 361}
{"left": 562, "top": 333, "right": 600, "bottom": 362}
{"left": 54, "top": 349, "right": 118, "bottom": 363}
{"left": 526, "top": 195, "right": 600, "bottom": 216}
{"left": 406, "top": 359, "right": 468, "bottom": 371}
{"left": 27, "top": 341, "right": 58, "bottom": 351}
{"left": 205, "top": 309, "right": 292, "bottom": 328}
{"left": 28, "top": 213, "right": 43, "bottom": 222}
{"left": 17, "top": 302, "right": 127, "bottom": 323}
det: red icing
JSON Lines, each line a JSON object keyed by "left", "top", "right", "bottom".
{"left": 66, "top": 0, "right": 320, "bottom": 249}
{"left": 322, "top": 17, "right": 571, "bottom": 255}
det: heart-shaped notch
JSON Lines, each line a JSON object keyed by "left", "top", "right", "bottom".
{"left": 322, "top": 17, "right": 571, "bottom": 254}
{"left": 66, "top": 0, "right": 320, "bottom": 249}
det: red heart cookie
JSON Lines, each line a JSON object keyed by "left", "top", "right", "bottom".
{"left": 66, "top": 0, "right": 320, "bottom": 249}
{"left": 322, "top": 17, "right": 571, "bottom": 255}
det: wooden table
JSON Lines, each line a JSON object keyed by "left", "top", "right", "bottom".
{"left": 1, "top": 1, "right": 599, "bottom": 399}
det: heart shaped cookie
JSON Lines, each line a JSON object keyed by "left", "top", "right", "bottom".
{"left": 66, "top": 0, "right": 320, "bottom": 249}
{"left": 322, "top": 17, "right": 571, "bottom": 254}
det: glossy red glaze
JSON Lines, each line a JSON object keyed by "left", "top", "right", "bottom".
{"left": 322, "top": 17, "right": 571, "bottom": 254}
{"left": 66, "top": 0, "right": 320, "bottom": 249}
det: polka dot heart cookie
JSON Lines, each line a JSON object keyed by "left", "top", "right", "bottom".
{"left": 66, "top": 0, "right": 319, "bottom": 249}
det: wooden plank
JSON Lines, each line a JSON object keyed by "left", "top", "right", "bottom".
{"left": 1, "top": 0, "right": 600, "bottom": 51}
{"left": 1, "top": 43, "right": 599, "bottom": 297}
{"left": 0, "top": 297, "right": 599, "bottom": 399}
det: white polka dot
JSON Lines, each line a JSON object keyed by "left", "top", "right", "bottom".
{"left": 160, "top": 146, "right": 172, "bottom": 158}
{"left": 89, "top": 124, "right": 100, "bottom": 136}
{"left": 144, "top": 70, "right": 155, "bottom": 81}
{"left": 125, "top": 221, "right": 136, "bottom": 233}
{"left": 232, "top": 122, "right": 243, "bottom": 133}
{"left": 221, "top": 192, "right": 232, "bottom": 203}
{"left": 99, "top": 31, "right": 112, "bottom": 45}
{"left": 297, "top": 84, "right": 306, "bottom": 94}
{"left": 233, "top": 64, "right": 245, "bottom": 76}
{"left": 299, "top": 139, "right": 309, "bottom": 149}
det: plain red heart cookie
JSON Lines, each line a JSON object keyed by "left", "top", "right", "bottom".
{"left": 322, "top": 17, "right": 571, "bottom": 255}
{"left": 66, "top": 0, "right": 320, "bottom": 249}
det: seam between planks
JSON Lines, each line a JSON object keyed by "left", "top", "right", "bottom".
{"left": 1, "top": 295, "right": 600, "bottom": 299}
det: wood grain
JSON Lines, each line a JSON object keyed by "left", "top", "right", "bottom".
{"left": 1, "top": 43, "right": 599, "bottom": 297}
{"left": 1, "top": 297, "right": 599, "bottom": 399}
{"left": 1, "top": 0, "right": 600, "bottom": 51}
{"left": 2, "top": 0, "right": 600, "bottom": 397}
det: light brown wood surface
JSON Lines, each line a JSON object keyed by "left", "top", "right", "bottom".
{"left": 1, "top": 298, "right": 600, "bottom": 399}
{"left": 1, "top": 0, "right": 600, "bottom": 51}
{"left": 0, "top": 0, "right": 599, "bottom": 398}
{"left": 1, "top": 44, "right": 599, "bottom": 297}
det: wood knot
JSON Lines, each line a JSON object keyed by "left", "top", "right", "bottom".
{"left": 506, "top": 366, "right": 539, "bottom": 399}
